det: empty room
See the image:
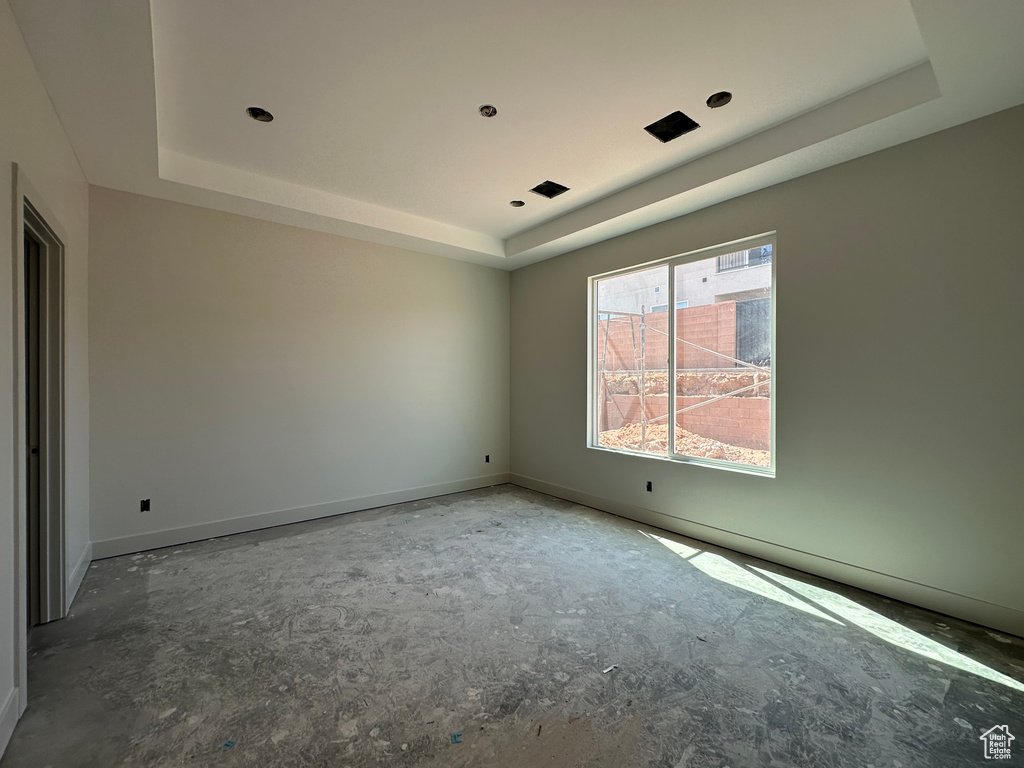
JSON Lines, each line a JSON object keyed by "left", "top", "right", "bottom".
{"left": 2, "top": 0, "right": 1023, "bottom": 766}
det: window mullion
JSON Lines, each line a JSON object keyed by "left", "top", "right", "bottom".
{"left": 667, "top": 261, "right": 677, "bottom": 457}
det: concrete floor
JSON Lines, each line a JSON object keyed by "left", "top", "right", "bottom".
{"left": 3, "top": 484, "right": 1023, "bottom": 767}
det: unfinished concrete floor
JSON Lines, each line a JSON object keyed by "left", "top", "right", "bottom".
{"left": 3, "top": 484, "right": 1023, "bottom": 767}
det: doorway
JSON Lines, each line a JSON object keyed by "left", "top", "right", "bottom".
{"left": 22, "top": 200, "right": 66, "bottom": 628}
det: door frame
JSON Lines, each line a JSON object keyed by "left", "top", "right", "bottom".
{"left": 11, "top": 163, "right": 67, "bottom": 716}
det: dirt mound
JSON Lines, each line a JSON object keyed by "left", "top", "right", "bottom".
{"left": 603, "top": 371, "right": 770, "bottom": 398}
{"left": 599, "top": 423, "right": 770, "bottom": 467}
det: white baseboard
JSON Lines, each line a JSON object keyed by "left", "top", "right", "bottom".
{"left": 92, "top": 473, "right": 511, "bottom": 559}
{"left": 0, "top": 686, "right": 19, "bottom": 761}
{"left": 509, "top": 473, "right": 1024, "bottom": 639}
{"left": 66, "top": 541, "right": 93, "bottom": 612}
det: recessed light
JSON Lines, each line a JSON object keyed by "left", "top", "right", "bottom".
{"left": 246, "top": 106, "right": 274, "bottom": 123}
{"left": 530, "top": 181, "right": 570, "bottom": 199}
{"left": 510, "top": 200, "right": 525, "bottom": 207}
{"left": 479, "top": 104, "right": 498, "bottom": 118}
{"left": 706, "top": 91, "right": 733, "bottom": 109}
{"left": 644, "top": 111, "right": 699, "bottom": 143}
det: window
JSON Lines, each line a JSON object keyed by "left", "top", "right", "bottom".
{"left": 590, "top": 234, "right": 775, "bottom": 475}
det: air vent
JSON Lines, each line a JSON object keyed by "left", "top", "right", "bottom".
{"left": 644, "top": 110, "right": 699, "bottom": 143}
{"left": 246, "top": 107, "right": 274, "bottom": 123}
{"left": 530, "top": 180, "right": 570, "bottom": 199}
{"left": 509, "top": 200, "right": 525, "bottom": 208}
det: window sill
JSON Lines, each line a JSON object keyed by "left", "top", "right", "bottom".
{"left": 586, "top": 444, "right": 775, "bottom": 478}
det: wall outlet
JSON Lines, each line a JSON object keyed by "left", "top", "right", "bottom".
{"left": 140, "top": 498, "right": 151, "bottom": 512}
{"left": 646, "top": 481, "right": 653, "bottom": 492}
{"left": 485, "top": 454, "right": 490, "bottom": 463}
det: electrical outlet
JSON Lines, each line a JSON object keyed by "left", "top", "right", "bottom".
{"left": 485, "top": 454, "right": 490, "bottom": 463}
{"left": 646, "top": 481, "right": 653, "bottom": 492}
{"left": 140, "top": 498, "right": 151, "bottom": 512}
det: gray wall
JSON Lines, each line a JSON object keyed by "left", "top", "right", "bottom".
{"left": 510, "top": 104, "right": 1024, "bottom": 636}
{"left": 0, "top": 0, "right": 91, "bottom": 749}
{"left": 89, "top": 187, "right": 509, "bottom": 555}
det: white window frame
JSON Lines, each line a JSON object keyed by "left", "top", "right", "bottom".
{"left": 587, "top": 232, "right": 776, "bottom": 477}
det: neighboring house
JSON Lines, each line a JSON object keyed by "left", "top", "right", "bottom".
{"left": 597, "top": 244, "right": 773, "bottom": 366}
{"left": 597, "top": 244, "right": 772, "bottom": 316}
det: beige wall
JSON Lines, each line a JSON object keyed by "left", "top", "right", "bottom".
{"left": 88, "top": 188, "right": 509, "bottom": 554}
{"left": 510, "top": 105, "right": 1024, "bottom": 635}
{"left": 0, "top": 0, "right": 90, "bottom": 748}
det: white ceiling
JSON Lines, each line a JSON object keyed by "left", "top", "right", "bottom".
{"left": 9, "top": 0, "right": 1024, "bottom": 269}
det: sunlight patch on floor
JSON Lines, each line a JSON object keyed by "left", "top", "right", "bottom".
{"left": 648, "top": 533, "right": 840, "bottom": 624}
{"left": 752, "top": 567, "right": 1024, "bottom": 692}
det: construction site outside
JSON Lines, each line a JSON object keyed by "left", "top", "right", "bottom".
{"left": 594, "top": 245, "right": 772, "bottom": 469}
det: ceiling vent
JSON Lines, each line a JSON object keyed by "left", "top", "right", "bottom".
{"left": 530, "top": 181, "right": 570, "bottom": 199}
{"left": 644, "top": 110, "right": 699, "bottom": 142}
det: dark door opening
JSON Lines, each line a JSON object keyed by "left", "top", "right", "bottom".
{"left": 25, "top": 230, "right": 42, "bottom": 628}
{"left": 22, "top": 199, "right": 66, "bottom": 628}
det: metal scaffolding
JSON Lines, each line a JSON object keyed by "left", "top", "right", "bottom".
{"left": 597, "top": 308, "right": 772, "bottom": 452}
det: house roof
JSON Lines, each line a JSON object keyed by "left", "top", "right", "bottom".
{"left": 980, "top": 725, "right": 1015, "bottom": 738}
